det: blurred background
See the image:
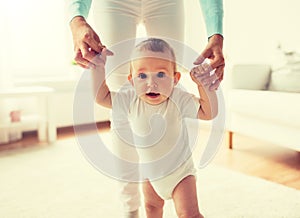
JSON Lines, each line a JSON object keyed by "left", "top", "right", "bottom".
{"left": 0, "top": 0, "right": 300, "bottom": 142}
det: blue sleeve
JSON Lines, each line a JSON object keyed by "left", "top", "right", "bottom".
{"left": 66, "top": 0, "right": 92, "bottom": 22}
{"left": 199, "top": 0, "right": 224, "bottom": 38}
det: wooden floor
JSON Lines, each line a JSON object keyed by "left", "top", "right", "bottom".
{"left": 212, "top": 132, "right": 300, "bottom": 190}
{"left": 1, "top": 122, "right": 300, "bottom": 190}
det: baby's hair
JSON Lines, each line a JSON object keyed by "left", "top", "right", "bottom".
{"left": 133, "top": 38, "right": 177, "bottom": 71}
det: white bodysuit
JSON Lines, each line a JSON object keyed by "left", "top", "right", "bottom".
{"left": 111, "top": 86, "right": 200, "bottom": 199}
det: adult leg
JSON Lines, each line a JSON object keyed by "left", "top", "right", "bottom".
{"left": 143, "top": 0, "right": 185, "bottom": 62}
{"left": 92, "top": 0, "right": 140, "bottom": 91}
{"left": 143, "top": 0, "right": 184, "bottom": 40}
{"left": 92, "top": 1, "right": 141, "bottom": 215}
{"left": 172, "top": 175, "right": 204, "bottom": 218}
{"left": 142, "top": 180, "right": 165, "bottom": 218}
{"left": 110, "top": 129, "right": 141, "bottom": 214}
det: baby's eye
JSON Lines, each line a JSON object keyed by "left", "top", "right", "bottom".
{"left": 157, "top": 72, "right": 166, "bottom": 78}
{"left": 138, "top": 73, "right": 147, "bottom": 79}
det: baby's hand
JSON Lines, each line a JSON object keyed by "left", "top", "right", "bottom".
{"left": 94, "top": 46, "right": 114, "bottom": 68}
{"left": 190, "top": 62, "right": 217, "bottom": 91}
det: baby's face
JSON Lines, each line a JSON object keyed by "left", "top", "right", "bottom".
{"left": 129, "top": 51, "right": 180, "bottom": 105}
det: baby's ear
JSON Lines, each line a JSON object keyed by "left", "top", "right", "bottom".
{"left": 128, "top": 74, "right": 134, "bottom": 86}
{"left": 174, "top": 72, "right": 181, "bottom": 85}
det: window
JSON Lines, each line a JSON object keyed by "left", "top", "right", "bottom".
{"left": 1, "top": 0, "right": 74, "bottom": 83}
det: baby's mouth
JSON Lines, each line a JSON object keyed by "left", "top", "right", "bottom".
{"left": 146, "top": 92, "right": 160, "bottom": 98}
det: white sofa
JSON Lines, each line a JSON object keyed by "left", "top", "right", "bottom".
{"left": 226, "top": 64, "right": 300, "bottom": 151}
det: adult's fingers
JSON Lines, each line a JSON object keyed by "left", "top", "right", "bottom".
{"left": 83, "top": 32, "right": 103, "bottom": 54}
{"left": 214, "top": 65, "right": 225, "bottom": 81}
{"left": 201, "top": 72, "right": 218, "bottom": 86}
{"left": 76, "top": 62, "right": 89, "bottom": 69}
{"left": 209, "top": 79, "right": 221, "bottom": 90}
{"left": 74, "top": 48, "right": 90, "bottom": 68}
{"left": 80, "top": 42, "right": 104, "bottom": 65}
{"left": 193, "top": 54, "right": 205, "bottom": 65}
{"left": 209, "top": 51, "right": 225, "bottom": 69}
{"left": 207, "top": 66, "right": 224, "bottom": 90}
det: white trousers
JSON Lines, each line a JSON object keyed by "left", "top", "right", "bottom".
{"left": 91, "top": 0, "right": 185, "bottom": 212}
{"left": 92, "top": 0, "right": 185, "bottom": 91}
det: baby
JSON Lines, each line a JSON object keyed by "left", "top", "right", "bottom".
{"left": 91, "top": 38, "right": 218, "bottom": 218}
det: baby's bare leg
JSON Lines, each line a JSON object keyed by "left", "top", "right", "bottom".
{"left": 172, "top": 175, "right": 204, "bottom": 218}
{"left": 142, "top": 180, "right": 164, "bottom": 218}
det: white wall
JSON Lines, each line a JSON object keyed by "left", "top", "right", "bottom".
{"left": 0, "top": 0, "right": 74, "bottom": 81}
{"left": 184, "top": 0, "right": 300, "bottom": 65}
{"left": 0, "top": 3, "right": 13, "bottom": 90}
{"left": 223, "top": 0, "right": 300, "bottom": 64}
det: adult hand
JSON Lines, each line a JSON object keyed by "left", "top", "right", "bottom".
{"left": 193, "top": 34, "right": 225, "bottom": 90}
{"left": 70, "top": 16, "right": 103, "bottom": 69}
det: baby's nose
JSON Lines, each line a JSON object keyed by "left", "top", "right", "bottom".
{"left": 147, "top": 76, "right": 158, "bottom": 87}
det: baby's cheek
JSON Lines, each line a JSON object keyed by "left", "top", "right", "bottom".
{"left": 133, "top": 80, "right": 148, "bottom": 96}
{"left": 157, "top": 79, "right": 174, "bottom": 97}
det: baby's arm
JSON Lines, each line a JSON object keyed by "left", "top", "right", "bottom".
{"left": 91, "top": 48, "right": 113, "bottom": 108}
{"left": 190, "top": 64, "right": 218, "bottom": 120}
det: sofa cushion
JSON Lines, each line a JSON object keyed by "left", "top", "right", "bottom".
{"left": 228, "top": 89, "right": 300, "bottom": 128}
{"left": 230, "top": 64, "right": 271, "bottom": 90}
{"left": 269, "top": 64, "right": 300, "bottom": 92}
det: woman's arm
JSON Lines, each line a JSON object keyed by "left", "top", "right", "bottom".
{"left": 199, "top": 0, "right": 224, "bottom": 38}
{"left": 194, "top": 0, "right": 225, "bottom": 90}
{"left": 66, "top": 0, "right": 92, "bottom": 23}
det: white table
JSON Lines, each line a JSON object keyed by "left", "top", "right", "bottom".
{"left": 0, "top": 86, "right": 56, "bottom": 143}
